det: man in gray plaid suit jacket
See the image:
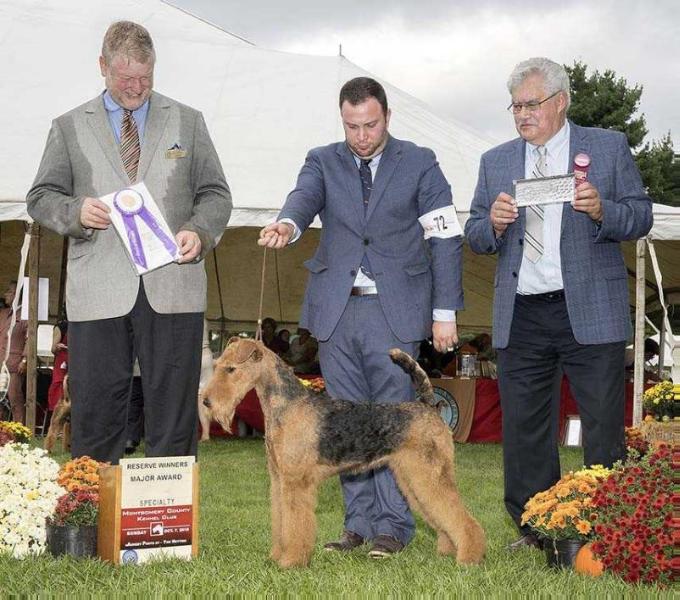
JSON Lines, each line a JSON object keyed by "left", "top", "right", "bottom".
{"left": 27, "top": 21, "right": 231, "bottom": 463}
{"left": 465, "top": 57, "right": 652, "bottom": 551}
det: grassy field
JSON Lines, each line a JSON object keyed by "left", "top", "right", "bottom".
{"left": 0, "top": 438, "right": 671, "bottom": 597}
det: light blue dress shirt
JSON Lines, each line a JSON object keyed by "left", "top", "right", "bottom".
{"left": 517, "top": 121, "right": 570, "bottom": 295}
{"left": 102, "top": 90, "right": 149, "bottom": 143}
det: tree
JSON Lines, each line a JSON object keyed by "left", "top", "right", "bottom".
{"left": 565, "top": 61, "right": 677, "bottom": 204}
{"left": 566, "top": 61, "right": 647, "bottom": 149}
{"left": 635, "top": 134, "right": 678, "bottom": 206}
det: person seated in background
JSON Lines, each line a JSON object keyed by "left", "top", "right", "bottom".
{"left": 275, "top": 328, "right": 291, "bottom": 356}
{"left": 625, "top": 338, "right": 660, "bottom": 382}
{"left": 285, "top": 328, "right": 319, "bottom": 374}
{"left": 261, "top": 317, "right": 289, "bottom": 356}
{"left": 468, "top": 333, "right": 494, "bottom": 361}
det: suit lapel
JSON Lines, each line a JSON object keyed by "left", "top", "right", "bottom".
{"left": 336, "top": 143, "right": 365, "bottom": 229}
{"left": 366, "top": 136, "right": 401, "bottom": 223}
{"left": 137, "top": 92, "right": 171, "bottom": 182}
{"left": 506, "top": 138, "right": 526, "bottom": 229}
{"left": 562, "top": 121, "right": 591, "bottom": 235}
{"left": 85, "top": 96, "right": 128, "bottom": 186}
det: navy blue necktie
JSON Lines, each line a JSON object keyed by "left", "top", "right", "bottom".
{"left": 358, "top": 159, "right": 374, "bottom": 279}
{"left": 359, "top": 159, "right": 372, "bottom": 213}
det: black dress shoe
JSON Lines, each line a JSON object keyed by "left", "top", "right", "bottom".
{"left": 323, "top": 530, "right": 365, "bottom": 552}
{"left": 506, "top": 533, "right": 543, "bottom": 551}
{"left": 124, "top": 440, "right": 139, "bottom": 455}
{"left": 368, "top": 534, "right": 405, "bottom": 558}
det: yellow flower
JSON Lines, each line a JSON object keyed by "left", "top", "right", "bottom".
{"left": 575, "top": 520, "right": 591, "bottom": 535}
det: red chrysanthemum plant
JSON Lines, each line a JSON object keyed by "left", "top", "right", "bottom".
{"left": 589, "top": 444, "right": 674, "bottom": 586}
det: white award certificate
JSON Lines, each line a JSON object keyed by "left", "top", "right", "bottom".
{"left": 514, "top": 173, "right": 575, "bottom": 208}
{"left": 101, "top": 182, "right": 180, "bottom": 275}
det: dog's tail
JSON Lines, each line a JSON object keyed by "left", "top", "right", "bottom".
{"left": 389, "top": 349, "right": 435, "bottom": 406}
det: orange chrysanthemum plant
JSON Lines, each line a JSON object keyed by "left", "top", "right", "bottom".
{"left": 521, "top": 465, "right": 613, "bottom": 541}
{"left": 49, "top": 456, "right": 108, "bottom": 527}
{"left": 57, "top": 456, "right": 105, "bottom": 493}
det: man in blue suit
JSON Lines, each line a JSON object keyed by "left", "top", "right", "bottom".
{"left": 465, "top": 57, "right": 652, "bottom": 551}
{"left": 259, "top": 77, "right": 464, "bottom": 558}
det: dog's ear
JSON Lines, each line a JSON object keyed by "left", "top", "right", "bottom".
{"left": 231, "top": 339, "right": 263, "bottom": 364}
{"left": 251, "top": 346, "right": 263, "bottom": 362}
{"left": 227, "top": 336, "right": 241, "bottom": 346}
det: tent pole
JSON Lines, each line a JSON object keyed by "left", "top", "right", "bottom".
{"left": 25, "top": 223, "right": 41, "bottom": 433}
{"left": 633, "top": 238, "right": 646, "bottom": 427}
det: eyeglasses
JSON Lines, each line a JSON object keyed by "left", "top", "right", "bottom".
{"left": 507, "top": 91, "right": 560, "bottom": 114}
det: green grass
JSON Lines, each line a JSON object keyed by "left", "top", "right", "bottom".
{"left": 0, "top": 439, "right": 672, "bottom": 597}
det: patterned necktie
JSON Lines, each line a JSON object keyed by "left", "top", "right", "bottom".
{"left": 358, "top": 158, "right": 374, "bottom": 279}
{"left": 523, "top": 145, "right": 547, "bottom": 263}
{"left": 120, "top": 109, "right": 141, "bottom": 183}
{"left": 359, "top": 159, "right": 372, "bottom": 213}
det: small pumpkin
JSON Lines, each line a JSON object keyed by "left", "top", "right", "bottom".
{"left": 574, "top": 543, "right": 603, "bottom": 577}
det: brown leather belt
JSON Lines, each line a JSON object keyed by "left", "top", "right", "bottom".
{"left": 350, "top": 286, "right": 378, "bottom": 296}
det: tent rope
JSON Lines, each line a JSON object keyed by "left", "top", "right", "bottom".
{"left": 273, "top": 249, "right": 283, "bottom": 322}
{"left": 254, "top": 247, "right": 267, "bottom": 342}
{"left": 211, "top": 247, "right": 227, "bottom": 346}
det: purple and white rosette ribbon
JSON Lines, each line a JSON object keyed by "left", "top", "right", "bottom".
{"left": 113, "top": 189, "right": 178, "bottom": 270}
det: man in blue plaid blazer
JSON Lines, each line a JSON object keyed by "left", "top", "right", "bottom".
{"left": 465, "top": 57, "right": 652, "bottom": 551}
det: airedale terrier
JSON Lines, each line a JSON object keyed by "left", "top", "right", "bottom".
{"left": 44, "top": 374, "right": 71, "bottom": 453}
{"left": 202, "top": 338, "right": 486, "bottom": 569}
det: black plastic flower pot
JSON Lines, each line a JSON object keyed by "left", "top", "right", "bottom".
{"left": 544, "top": 538, "right": 585, "bottom": 569}
{"left": 46, "top": 523, "right": 98, "bottom": 558}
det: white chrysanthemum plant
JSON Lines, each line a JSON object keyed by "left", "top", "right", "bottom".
{"left": 0, "top": 443, "right": 63, "bottom": 558}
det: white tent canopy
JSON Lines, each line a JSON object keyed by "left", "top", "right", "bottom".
{"left": 2, "top": 0, "right": 679, "bottom": 241}
{"left": 0, "top": 0, "right": 493, "bottom": 226}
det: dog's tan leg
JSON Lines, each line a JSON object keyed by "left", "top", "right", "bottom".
{"left": 44, "top": 418, "right": 56, "bottom": 453}
{"left": 198, "top": 391, "right": 211, "bottom": 442}
{"left": 62, "top": 421, "right": 71, "bottom": 453}
{"left": 44, "top": 401, "right": 67, "bottom": 453}
{"left": 390, "top": 464, "right": 458, "bottom": 557}
{"left": 391, "top": 436, "right": 486, "bottom": 565}
{"left": 268, "top": 457, "right": 283, "bottom": 562}
{"left": 277, "top": 474, "right": 318, "bottom": 568}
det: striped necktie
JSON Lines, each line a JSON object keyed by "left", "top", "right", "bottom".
{"left": 523, "top": 145, "right": 547, "bottom": 263}
{"left": 120, "top": 110, "right": 141, "bottom": 183}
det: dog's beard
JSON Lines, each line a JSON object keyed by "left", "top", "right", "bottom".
{"left": 211, "top": 403, "right": 238, "bottom": 433}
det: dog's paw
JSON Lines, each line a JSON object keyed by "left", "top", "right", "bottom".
{"left": 277, "top": 555, "right": 309, "bottom": 569}
{"left": 269, "top": 547, "right": 282, "bottom": 562}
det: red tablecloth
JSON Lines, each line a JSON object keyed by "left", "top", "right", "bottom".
{"left": 467, "top": 378, "right": 638, "bottom": 443}
{"left": 209, "top": 377, "right": 639, "bottom": 442}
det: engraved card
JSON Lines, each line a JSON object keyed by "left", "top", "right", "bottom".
{"left": 514, "top": 173, "right": 575, "bottom": 208}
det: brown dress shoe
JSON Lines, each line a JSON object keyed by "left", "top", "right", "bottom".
{"left": 368, "top": 534, "right": 404, "bottom": 558}
{"left": 506, "top": 533, "right": 543, "bottom": 551}
{"left": 323, "top": 530, "right": 365, "bottom": 552}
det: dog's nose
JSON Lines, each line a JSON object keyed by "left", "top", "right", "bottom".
{"left": 202, "top": 397, "right": 211, "bottom": 408}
